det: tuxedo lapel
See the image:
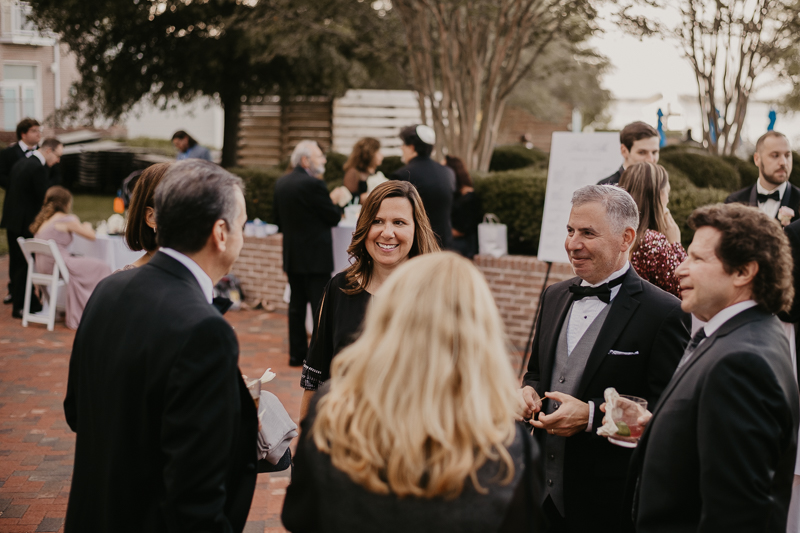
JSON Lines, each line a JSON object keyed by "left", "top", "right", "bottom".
{"left": 538, "top": 284, "right": 575, "bottom": 392}
{"left": 576, "top": 272, "right": 643, "bottom": 398}
{"left": 648, "top": 306, "right": 764, "bottom": 421}
{"left": 748, "top": 184, "right": 758, "bottom": 207}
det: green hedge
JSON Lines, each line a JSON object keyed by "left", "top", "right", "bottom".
{"left": 489, "top": 144, "right": 549, "bottom": 172}
{"left": 473, "top": 167, "right": 547, "bottom": 255}
{"left": 230, "top": 166, "right": 283, "bottom": 224}
{"left": 659, "top": 150, "right": 740, "bottom": 191}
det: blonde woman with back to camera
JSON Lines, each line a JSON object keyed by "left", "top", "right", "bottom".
{"left": 282, "top": 252, "right": 544, "bottom": 532}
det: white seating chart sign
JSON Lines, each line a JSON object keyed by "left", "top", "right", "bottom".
{"left": 537, "top": 132, "right": 623, "bottom": 264}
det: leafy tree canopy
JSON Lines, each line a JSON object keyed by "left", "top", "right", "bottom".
{"left": 26, "top": 0, "right": 406, "bottom": 166}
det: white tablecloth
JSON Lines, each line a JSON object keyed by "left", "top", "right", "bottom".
{"left": 332, "top": 220, "right": 357, "bottom": 273}
{"left": 69, "top": 234, "right": 144, "bottom": 272}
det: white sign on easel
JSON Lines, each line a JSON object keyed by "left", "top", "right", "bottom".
{"left": 537, "top": 132, "right": 623, "bottom": 264}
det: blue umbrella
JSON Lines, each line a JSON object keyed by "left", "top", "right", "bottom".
{"left": 657, "top": 109, "right": 667, "bottom": 147}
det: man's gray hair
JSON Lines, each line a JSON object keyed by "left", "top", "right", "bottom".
{"left": 154, "top": 159, "right": 245, "bottom": 254}
{"left": 571, "top": 184, "right": 639, "bottom": 233}
{"left": 290, "top": 140, "right": 319, "bottom": 168}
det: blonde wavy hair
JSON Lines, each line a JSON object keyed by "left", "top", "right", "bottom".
{"left": 312, "top": 252, "right": 520, "bottom": 499}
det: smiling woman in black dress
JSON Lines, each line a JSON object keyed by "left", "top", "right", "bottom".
{"left": 299, "top": 180, "right": 440, "bottom": 419}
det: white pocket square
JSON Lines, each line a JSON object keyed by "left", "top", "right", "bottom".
{"left": 608, "top": 350, "right": 639, "bottom": 356}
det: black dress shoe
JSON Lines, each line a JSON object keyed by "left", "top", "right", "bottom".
{"left": 289, "top": 358, "right": 304, "bottom": 367}
{"left": 11, "top": 308, "right": 22, "bottom": 319}
{"left": 3, "top": 294, "right": 11, "bottom": 304}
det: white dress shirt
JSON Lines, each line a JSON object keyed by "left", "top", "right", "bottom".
{"left": 756, "top": 180, "right": 787, "bottom": 219}
{"left": 19, "top": 140, "right": 35, "bottom": 155}
{"left": 567, "top": 262, "right": 630, "bottom": 432}
{"left": 567, "top": 262, "right": 630, "bottom": 354}
{"left": 31, "top": 150, "right": 45, "bottom": 166}
{"left": 160, "top": 248, "right": 214, "bottom": 304}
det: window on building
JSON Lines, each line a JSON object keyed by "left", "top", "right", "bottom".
{"left": 1, "top": 64, "right": 38, "bottom": 131}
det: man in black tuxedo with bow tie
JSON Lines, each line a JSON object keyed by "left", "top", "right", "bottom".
{"left": 0, "top": 117, "right": 41, "bottom": 304}
{"left": 725, "top": 130, "right": 800, "bottom": 226}
{"left": 64, "top": 160, "right": 258, "bottom": 532}
{"left": 630, "top": 203, "right": 799, "bottom": 532}
{"left": 519, "top": 184, "right": 689, "bottom": 533}
{"left": 5, "top": 138, "right": 62, "bottom": 318}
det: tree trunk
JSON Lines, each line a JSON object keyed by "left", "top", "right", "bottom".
{"left": 220, "top": 93, "right": 241, "bottom": 168}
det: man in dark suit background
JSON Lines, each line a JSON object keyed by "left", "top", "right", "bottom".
{"left": 782, "top": 218, "right": 800, "bottom": 528}
{"left": 4, "top": 138, "right": 62, "bottom": 318}
{"left": 274, "top": 140, "right": 348, "bottom": 367}
{"left": 630, "top": 203, "right": 799, "bottom": 533}
{"left": 64, "top": 159, "right": 258, "bottom": 533}
{"left": 725, "top": 130, "right": 800, "bottom": 225}
{"left": 597, "top": 121, "right": 660, "bottom": 186}
{"left": 391, "top": 124, "right": 455, "bottom": 249}
{"left": 519, "top": 184, "right": 689, "bottom": 532}
{"left": 0, "top": 117, "right": 41, "bottom": 304}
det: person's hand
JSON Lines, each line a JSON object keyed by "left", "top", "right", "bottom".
{"left": 518, "top": 386, "right": 542, "bottom": 421}
{"left": 329, "top": 186, "right": 351, "bottom": 207}
{"left": 663, "top": 209, "right": 681, "bottom": 244}
{"left": 530, "top": 391, "right": 589, "bottom": 437}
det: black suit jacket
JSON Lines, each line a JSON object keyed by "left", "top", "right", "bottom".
{"left": 725, "top": 182, "right": 800, "bottom": 224}
{"left": 0, "top": 155, "right": 60, "bottom": 231}
{"left": 274, "top": 166, "right": 342, "bottom": 274}
{"left": 63, "top": 253, "right": 258, "bottom": 533}
{"left": 631, "top": 307, "right": 799, "bottom": 533}
{"left": 0, "top": 142, "right": 28, "bottom": 190}
{"left": 391, "top": 155, "right": 455, "bottom": 249}
{"left": 523, "top": 269, "right": 689, "bottom": 530}
{"left": 783, "top": 220, "right": 800, "bottom": 391}
{"left": 597, "top": 165, "right": 624, "bottom": 186}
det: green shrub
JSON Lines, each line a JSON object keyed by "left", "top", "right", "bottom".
{"left": 118, "top": 136, "right": 178, "bottom": 157}
{"left": 666, "top": 177, "right": 729, "bottom": 250}
{"left": 489, "top": 144, "right": 549, "bottom": 172}
{"left": 792, "top": 152, "right": 800, "bottom": 188}
{"left": 721, "top": 155, "right": 759, "bottom": 188}
{"left": 230, "top": 166, "right": 284, "bottom": 223}
{"left": 377, "top": 155, "right": 405, "bottom": 177}
{"left": 659, "top": 150, "right": 740, "bottom": 191}
{"left": 324, "top": 151, "right": 347, "bottom": 184}
{"left": 473, "top": 167, "right": 548, "bottom": 255}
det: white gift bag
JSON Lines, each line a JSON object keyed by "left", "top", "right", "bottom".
{"left": 478, "top": 214, "right": 508, "bottom": 257}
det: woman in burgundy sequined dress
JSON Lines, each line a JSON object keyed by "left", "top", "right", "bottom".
{"left": 619, "top": 162, "right": 687, "bottom": 298}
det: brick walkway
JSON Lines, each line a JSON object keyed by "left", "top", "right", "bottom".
{"left": 0, "top": 255, "right": 301, "bottom": 533}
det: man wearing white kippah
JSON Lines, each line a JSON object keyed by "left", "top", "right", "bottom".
{"left": 390, "top": 124, "right": 455, "bottom": 249}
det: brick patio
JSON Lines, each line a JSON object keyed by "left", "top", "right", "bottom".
{"left": 0, "top": 255, "right": 300, "bottom": 533}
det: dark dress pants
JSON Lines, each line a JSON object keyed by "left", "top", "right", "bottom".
{"left": 286, "top": 272, "right": 330, "bottom": 364}
{"left": 8, "top": 229, "right": 41, "bottom": 314}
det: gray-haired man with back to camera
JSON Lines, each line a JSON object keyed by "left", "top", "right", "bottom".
{"left": 64, "top": 159, "right": 258, "bottom": 533}
{"left": 519, "top": 184, "right": 689, "bottom": 533}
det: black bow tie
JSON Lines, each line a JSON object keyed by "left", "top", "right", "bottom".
{"left": 569, "top": 274, "right": 626, "bottom": 304}
{"left": 757, "top": 190, "right": 780, "bottom": 203}
{"left": 212, "top": 296, "right": 233, "bottom": 315}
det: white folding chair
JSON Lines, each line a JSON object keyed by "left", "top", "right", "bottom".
{"left": 16, "top": 237, "right": 69, "bottom": 331}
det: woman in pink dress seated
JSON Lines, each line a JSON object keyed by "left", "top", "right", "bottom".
{"left": 618, "top": 162, "right": 687, "bottom": 298}
{"left": 31, "top": 186, "right": 111, "bottom": 329}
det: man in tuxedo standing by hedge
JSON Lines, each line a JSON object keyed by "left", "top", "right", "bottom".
{"left": 725, "top": 131, "right": 800, "bottom": 226}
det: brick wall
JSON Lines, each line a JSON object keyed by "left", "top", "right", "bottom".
{"left": 231, "top": 235, "right": 577, "bottom": 351}
{"left": 231, "top": 234, "right": 288, "bottom": 311}
{"left": 496, "top": 103, "right": 572, "bottom": 152}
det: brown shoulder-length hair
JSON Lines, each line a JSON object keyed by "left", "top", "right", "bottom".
{"left": 342, "top": 181, "right": 440, "bottom": 295}
{"left": 343, "top": 137, "right": 381, "bottom": 173}
{"left": 30, "top": 186, "right": 71, "bottom": 234}
{"left": 125, "top": 162, "right": 172, "bottom": 252}
{"left": 688, "top": 203, "right": 793, "bottom": 314}
{"left": 445, "top": 155, "right": 473, "bottom": 193}
{"left": 619, "top": 162, "right": 670, "bottom": 252}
